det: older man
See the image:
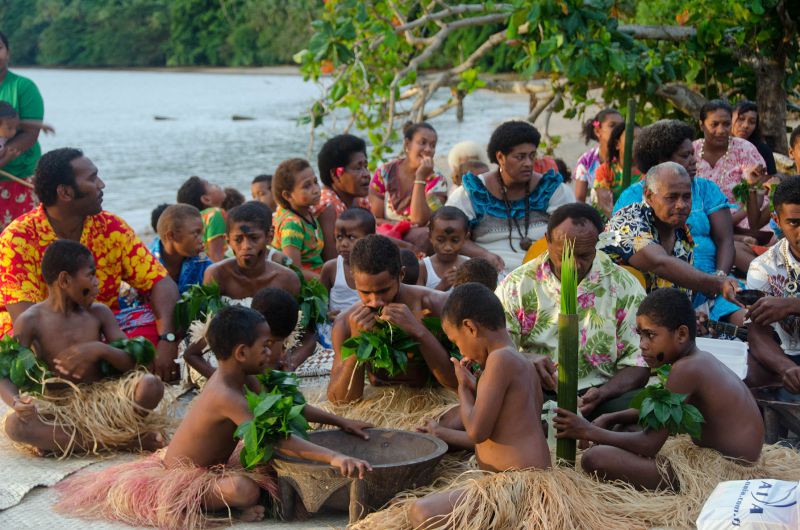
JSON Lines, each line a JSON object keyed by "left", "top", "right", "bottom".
{"left": 496, "top": 203, "right": 649, "bottom": 418}
{"left": 600, "top": 162, "right": 739, "bottom": 306}
{"left": 0, "top": 148, "right": 181, "bottom": 381}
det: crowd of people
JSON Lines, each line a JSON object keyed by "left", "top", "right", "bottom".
{"left": 3, "top": 29, "right": 800, "bottom": 529}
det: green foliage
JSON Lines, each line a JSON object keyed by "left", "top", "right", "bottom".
{"left": 101, "top": 337, "right": 156, "bottom": 376}
{"left": 0, "top": 335, "right": 51, "bottom": 394}
{"left": 630, "top": 364, "right": 705, "bottom": 438}
{"left": 560, "top": 240, "right": 577, "bottom": 315}
{"left": 235, "top": 369, "right": 309, "bottom": 469}
{"left": 173, "top": 282, "right": 227, "bottom": 333}
{"left": 291, "top": 266, "right": 330, "bottom": 329}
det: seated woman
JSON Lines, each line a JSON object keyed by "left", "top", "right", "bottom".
{"left": 369, "top": 122, "right": 447, "bottom": 252}
{"left": 732, "top": 100, "right": 777, "bottom": 176}
{"left": 446, "top": 140, "right": 489, "bottom": 192}
{"left": 312, "top": 134, "right": 371, "bottom": 261}
{"left": 592, "top": 121, "right": 641, "bottom": 219}
{"left": 574, "top": 108, "right": 623, "bottom": 203}
{"left": 446, "top": 120, "right": 574, "bottom": 275}
{"left": 615, "top": 119, "right": 743, "bottom": 325}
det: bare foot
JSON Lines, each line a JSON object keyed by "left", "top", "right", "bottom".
{"left": 238, "top": 505, "right": 265, "bottom": 522}
{"left": 138, "top": 431, "right": 165, "bottom": 452}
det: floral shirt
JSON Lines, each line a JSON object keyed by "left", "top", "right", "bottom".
{"left": 370, "top": 159, "right": 447, "bottom": 221}
{"left": 746, "top": 238, "right": 800, "bottom": 356}
{"left": 594, "top": 162, "right": 642, "bottom": 203}
{"left": 574, "top": 147, "right": 601, "bottom": 195}
{"left": 496, "top": 250, "right": 645, "bottom": 390}
{"left": 599, "top": 201, "right": 695, "bottom": 293}
{"left": 309, "top": 186, "right": 370, "bottom": 218}
{"left": 0, "top": 205, "right": 168, "bottom": 335}
{"left": 272, "top": 205, "right": 324, "bottom": 272}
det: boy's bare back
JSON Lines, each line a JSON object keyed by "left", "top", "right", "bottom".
{"left": 669, "top": 349, "right": 763, "bottom": 462}
{"left": 204, "top": 258, "right": 300, "bottom": 299}
{"left": 474, "top": 347, "right": 550, "bottom": 472}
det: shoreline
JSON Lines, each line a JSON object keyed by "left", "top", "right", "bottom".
{"left": 13, "top": 65, "right": 303, "bottom": 76}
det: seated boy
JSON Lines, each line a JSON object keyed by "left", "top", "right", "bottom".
{"left": 453, "top": 257, "right": 498, "bottom": 292}
{"left": 399, "top": 248, "right": 421, "bottom": 285}
{"left": 55, "top": 305, "right": 371, "bottom": 528}
{"left": 418, "top": 206, "right": 470, "bottom": 291}
{"left": 177, "top": 175, "right": 228, "bottom": 262}
{"left": 409, "top": 283, "right": 550, "bottom": 528}
{"left": 150, "top": 204, "right": 211, "bottom": 294}
{"left": 328, "top": 234, "right": 455, "bottom": 403}
{"left": 554, "top": 288, "right": 764, "bottom": 491}
{"left": 1, "top": 240, "right": 168, "bottom": 457}
{"left": 251, "top": 173, "right": 276, "bottom": 211}
{"left": 221, "top": 187, "right": 245, "bottom": 211}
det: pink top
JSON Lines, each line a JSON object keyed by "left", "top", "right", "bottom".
{"left": 310, "top": 186, "right": 370, "bottom": 218}
{"left": 370, "top": 159, "right": 446, "bottom": 222}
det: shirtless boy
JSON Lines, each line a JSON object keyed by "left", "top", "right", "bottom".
{"left": 1, "top": 240, "right": 165, "bottom": 454}
{"left": 554, "top": 288, "right": 764, "bottom": 490}
{"left": 409, "top": 283, "right": 550, "bottom": 528}
{"left": 328, "top": 234, "right": 456, "bottom": 403}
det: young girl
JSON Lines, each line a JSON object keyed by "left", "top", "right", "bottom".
{"left": 574, "top": 108, "right": 623, "bottom": 203}
{"left": 271, "top": 158, "right": 324, "bottom": 280}
{"left": 592, "top": 122, "right": 641, "bottom": 219}
{"left": 418, "top": 206, "right": 470, "bottom": 291}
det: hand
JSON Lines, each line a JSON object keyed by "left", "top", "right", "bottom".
{"left": 696, "top": 310, "right": 711, "bottom": 337}
{"left": 327, "top": 309, "right": 341, "bottom": 321}
{"left": 12, "top": 395, "right": 36, "bottom": 423}
{"left": 717, "top": 277, "right": 742, "bottom": 306}
{"left": 348, "top": 304, "right": 378, "bottom": 335}
{"left": 339, "top": 418, "right": 373, "bottom": 440}
{"left": 415, "top": 156, "right": 434, "bottom": 180}
{"left": 52, "top": 343, "right": 102, "bottom": 380}
{"left": 553, "top": 407, "right": 594, "bottom": 442}
{"left": 442, "top": 266, "right": 458, "bottom": 288}
{"left": 783, "top": 366, "right": 800, "bottom": 394}
{"left": 482, "top": 252, "right": 505, "bottom": 273}
{"left": 330, "top": 454, "right": 373, "bottom": 479}
{"left": 530, "top": 354, "right": 557, "bottom": 391}
{"left": 378, "top": 303, "right": 425, "bottom": 338}
{"left": 578, "top": 413, "right": 613, "bottom": 449}
{"left": 416, "top": 418, "right": 442, "bottom": 437}
{"left": 452, "top": 357, "right": 477, "bottom": 393}
{"left": 748, "top": 296, "right": 800, "bottom": 326}
{"left": 154, "top": 339, "right": 179, "bottom": 382}
{"left": 744, "top": 164, "right": 767, "bottom": 186}
{"left": 578, "top": 386, "right": 607, "bottom": 417}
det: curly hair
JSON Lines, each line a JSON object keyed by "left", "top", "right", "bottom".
{"left": 34, "top": 148, "right": 84, "bottom": 207}
{"left": 176, "top": 176, "right": 208, "bottom": 211}
{"left": 251, "top": 288, "right": 299, "bottom": 339}
{"left": 317, "top": 134, "right": 367, "bottom": 187}
{"left": 350, "top": 234, "right": 401, "bottom": 277}
{"left": 41, "top": 240, "right": 93, "bottom": 285}
{"left": 206, "top": 306, "right": 266, "bottom": 361}
{"left": 581, "top": 108, "right": 621, "bottom": 144}
{"left": 637, "top": 288, "right": 696, "bottom": 339}
{"left": 699, "top": 99, "right": 732, "bottom": 122}
{"left": 773, "top": 175, "right": 800, "bottom": 215}
{"left": 226, "top": 201, "right": 272, "bottom": 234}
{"left": 487, "top": 121, "right": 541, "bottom": 164}
{"left": 633, "top": 120, "right": 695, "bottom": 173}
{"left": 443, "top": 283, "right": 505, "bottom": 330}
{"left": 273, "top": 158, "right": 311, "bottom": 209}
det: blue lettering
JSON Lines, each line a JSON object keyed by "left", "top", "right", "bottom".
{"left": 750, "top": 505, "right": 764, "bottom": 514}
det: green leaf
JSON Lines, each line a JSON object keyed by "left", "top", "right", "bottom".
{"left": 253, "top": 394, "right": 282, "bottom": 417}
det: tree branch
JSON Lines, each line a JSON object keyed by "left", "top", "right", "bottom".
{"left": 655, "top": 82, "right": 707, "bottom": 117}
{"left": 618, "top": 24, "right": 696, "bottom": 41}
{"left": 394, "top": 3, "right": 510, "bottom": 32}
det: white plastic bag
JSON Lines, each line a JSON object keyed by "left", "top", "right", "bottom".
{"left": 697, "top": 479, "right": 799, "bottom": 530}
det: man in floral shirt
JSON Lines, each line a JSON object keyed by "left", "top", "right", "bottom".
{"left": 497, "top": 203, "right": 649, "bottom": 419}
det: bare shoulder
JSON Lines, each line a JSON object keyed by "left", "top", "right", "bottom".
{"left": 204, "top": 259, "right": 230, "bottom": 282}
{"left": 268, "top": 261, "right": 301, "bottom": 294}
{"left": 88, "top": 302, "right": 115, "bottom": 320}
{"left": 487, "top": 347, "right": 529, "bottom": 370}
{"left": 406, "top": 285, "right": 447, "bottom": 315}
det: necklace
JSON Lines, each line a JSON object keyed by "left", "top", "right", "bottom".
{"left": 699, "top": 137, "right": 731, "bottom": 168}
{"left": 287, "top": 206, "right": 318, "bottom": 229}
{"left": 781, "top": 239, "right": 800, "bottom": 295}
{"left": 498, "top": 170, "right": 532, "bottom": 252}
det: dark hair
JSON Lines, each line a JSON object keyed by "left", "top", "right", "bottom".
{"left": 443, "top": 283, "right": 505, "bottom": 330}
{"left": 633, "top": 120, "right": 695, "bottom": 173}
{"left": 554, "top": 158, "right": 571, "bottom": 184}
{"left": 637, "top": 288, "right": 696, "bottom": 339}
{"left": 226, "top": 200, "right": 272, "bottom": 234}
{"left": 429, "top": 205, "right": 469, "bottom": 233}
{"left": 487, "top": 121, "right": 541, "bottom": 164}
{"left": 34, "top": 148, "right": 84, "bottom": 207}
{"left": 156, "top": 203, "right": 201, "bottom": 239}
{"left": 454, "top": 258, "right": 498, "bottom": 292}
{"left": 150, "top": 203, "right": 170, "bottom": 233}
{"left": 0, "top": 101, "right": 18, "bottom": 119}
{"left": 338, "top": 207, "right": 376, "bottom": 234}
{"left": 403, "top": 121, "right": 436, "bottom": 142}
{"left": 605, "top": 121, "right": 640, "bottom": 162}
{"left": 582, "top": 108, "right": 621, "bottom": 144}
{"left": 791, "top": 125, "right": 800, "bottom": 150}
{"left": 546, "top": 203, "right": 604, "bottom": 236}
{"left": 317, "top": 134, "right": 367, "bottom": 187}
{"left": 251, "top": 288, "right": 299, "bottom": 339}
{"left": 176, "top": 176, "right": 208, "bottom": 211}
{"left": 273, "top": 158, "right": 311, "bottom": 209}
{"left": 733, "top": 100, "right": 762, "bottom": 142}
{"left": 222, "top": 187, "right": 246, "bottom": 211}
{"left": 699, "top": 99, "right": 733, "bottom": 122}
{"left": 399, "top": 249, "right": 419, "bottom": 285}
{"left": 252, "top": 174, "right": 272, "bottom": 185}
{"left": 773, "top": 176, "right": 800, "bottom": 215}
{"left": 0, "top": 32, "right": 8, "bottom": 49}
{"left": 351, "top": 234, "right": 401, "bottom": 277}
{"left": 206, "top": 306, "right": 266, "bottom": 361}
{"left": 41, "top": 240, "right": 94, "bottom": 285}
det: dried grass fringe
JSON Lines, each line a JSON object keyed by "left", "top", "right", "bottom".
{"left": 55, "top": 449, "right": 278, "bottom": 530}
{"left": 26, "top": 370, "right": 176, "bottom": 458}
{"left": 350, "top": 437, "right": 800, "bottom": 530}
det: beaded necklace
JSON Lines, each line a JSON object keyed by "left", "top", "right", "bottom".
{"left": 699, "top": 137, "right": 731, "bottom": 169}
{"left": 497, "top": 169, "right": 532, "bottom": 252}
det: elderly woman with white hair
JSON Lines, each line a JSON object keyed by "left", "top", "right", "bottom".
{"left": 447, "top": 140, "right": 489, "bottom": 191}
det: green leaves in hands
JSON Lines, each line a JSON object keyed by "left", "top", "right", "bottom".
{"left": 173, "top": 282, "right": 227, "bottom": 332}
{"left": 0, "top": 335, "right": 50, "bottom": 394}
{"left": 630, "top": 363, "right": 705, "bottom": 439}
{"left": 291, "top": 265, "right": 330, "bottom": 329}
{"left": 102, "top": 336, "right": 157, "bottom": 376}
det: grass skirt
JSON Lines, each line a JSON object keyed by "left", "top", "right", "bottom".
{"left": 23, "top": 370, "right": 174, "bottom": 457}
{"left": 55, "top": 448, "right": 278, "bottom": 529}
{"left": 350, "top": 437, "right": 800, "bottom": 530}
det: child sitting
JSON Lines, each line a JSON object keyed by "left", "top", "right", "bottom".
{"left": 221, "top": 186, "right": 246, "bottom": 211}
{"left": 177, "top": 175, "right": 228, "bottom": 262}
{"left": 56, "top": 305, "right": 371, "bottom": 528}
{"left": 150, "top": 204, "right": 211, "bottom": 294}
{"left": 409, "top": 283, "right": 550, "bottom": 528}
{"left": 399, "top": 248, "right": 420, "bottom": 285}
{"left": 271, "top": 158, "right": 324, "bottom": 280}
{"left": 453, "top": 257, "right": 498, "bottom": 292}
{"left": 1, "top": 240, "right": 169, "bottom": 457}
{"left": 554, "top": 288, "right": 764, "bottom": 491}
{"left": 453, "top": 159, "right": 489, "bottom": 188}
{"left": 251, "top": 173, "right": 276, "bottom": 211}
{"left": 418, "top": 206, "right": 470, "bottom": 291}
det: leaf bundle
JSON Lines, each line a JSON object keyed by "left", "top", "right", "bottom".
{"left": 556, "top": 240, "right": 579, "bottom": 465}
{"left": 630, "top": 364, "right": 705, "bottom": 438}
{"left": 0, "top": 335, "right": 51, "bottom": 394}
{"left": 101, "top": 336, "right": 157, "bottom": 376}
{"left": 173, "top": 282, "right": 227, "bottom": 333}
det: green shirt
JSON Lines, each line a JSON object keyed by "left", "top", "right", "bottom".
{"left": 0, "top": 70, "right": 44, "bottom": 180}
{"left": 272, "top": 205, "right": 324, "bottom": 272}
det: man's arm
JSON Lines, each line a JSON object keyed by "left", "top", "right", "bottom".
{"left": 748, "top": 321, "right": 800, "bottom": 392}
{"left": 580, "top": 366, "right": 650, "bottom": 416}
{"left": 327, "top": 309, "right": 368, "bottom": 403}
{"left": 459, "top": 240, "right": 505, "bottom": 272}
{"left": 628, "top": 244, "right": 735, "bottom": 299}
{"left": 150, "top": 277, "right": 180, "bottom": 381}
{"left": 554, "top": 408, "right": 669, "bottom": 457}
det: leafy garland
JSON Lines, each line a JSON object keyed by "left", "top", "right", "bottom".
{"left": 0, "top": 335, "right": 51, "bottom": 394}
{"left": 290, "top": 265, "right": 330, "bottom": 329}
{"left": 235, "top": 369, "right": 309, "bottom": 470}
{"left": 630, "top": 364, "right": 705, "bottom": 438}
{"left": 173, "top": 282, "right": 228, "bottom": 333}
{"left": 100, "top": 337, "right": 157, "bottom": 376}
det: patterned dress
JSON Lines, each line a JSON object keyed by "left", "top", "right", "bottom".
{"left": 496, "top": 250, "right": 645, "bottom": 390}
{"left": 309, "top": 186, "right": 370, "bottom": 218}
{"left": 369, "top": 159, "right": 447, "bottom": 221}
{"left": 272, "top": 205, "right": 324, "bottom": 272}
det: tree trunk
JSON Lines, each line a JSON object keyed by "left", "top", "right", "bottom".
{"left": 756, "top": 60, "right": 789, "bottom": 155}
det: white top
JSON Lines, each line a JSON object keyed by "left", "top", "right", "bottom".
{"left": 422, "top": 256, "right": 442, "bottom": 290}
{"left": 330, "top": 256, "right": 360, "bottom": 313}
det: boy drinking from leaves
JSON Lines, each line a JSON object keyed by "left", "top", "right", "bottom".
{"left": 1, "top": 240, "right": 169, "bottom": 456}
{"left": 554, "top": 288, "right": 764, "bottom": 491}
{"left": 56, "top": 305, "right": 371, "bottom": 528}
{"left": 408, "top": 283, "right": 550, "bottom": 528}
